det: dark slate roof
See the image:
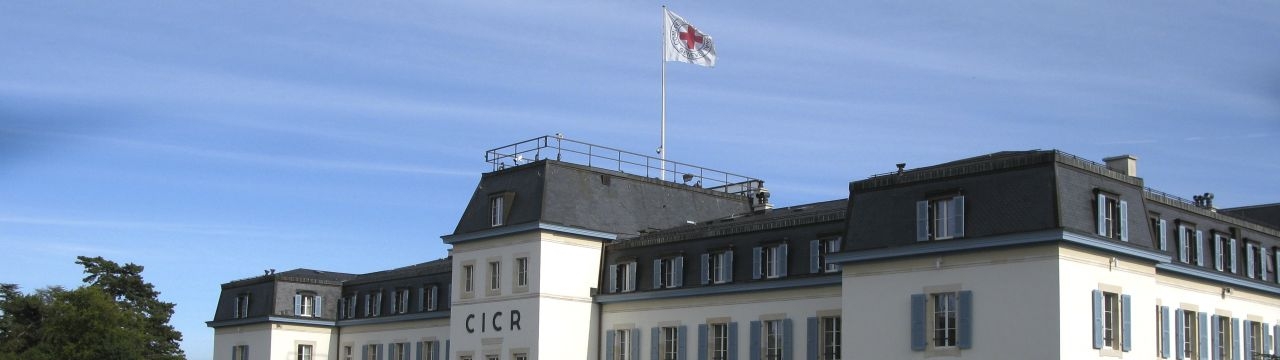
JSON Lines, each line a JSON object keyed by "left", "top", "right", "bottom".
{"left": 853, "top": 149, "right": 1143, "bottom": 191}
{"left": 222, "top": 268, "right": 358, "bottom": 289}
{"left": 1220, "top": 203, "right": 1280, "bottom": 231}
{"left": 610, "top": 199, "right": 848, "bottom": 250}
{"left": 345, "top": 257, "right": 453, "bottom": 285}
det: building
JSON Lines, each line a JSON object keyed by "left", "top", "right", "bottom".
{"left": 208, "top": 136, "right": 1280, "bottom": 360}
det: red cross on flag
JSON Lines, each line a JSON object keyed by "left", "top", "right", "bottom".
{"left": 664, "top": 9, "right": 715, "bottom": 67}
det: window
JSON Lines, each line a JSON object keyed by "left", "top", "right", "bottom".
{"left": 233, "top": 293, "right": 250, "bottom": 318}
{"left": 1214, "top": 233, "right": 1233, "bottom": 272}
{"left": 232, "top": 345, "right": 248, "bottom": 360}
{"left": 1095, "top": 193, "right": 1128, "bottom": 241}
{"left": 810, "top": 237, "right": 842, "bottom": 273}
{"left": 297, "top": 345, "right": 313, "bottom": 360}
{"left": 389, "top": 343, "right": 408, "bottom": 360}
{"left": 515, "top": 257, "right": 528, "bottom": 287}
{"left": 1179, "top": 310, "right": 1199, "bottom": 359}
{"left": 1177, "top": 223, "right": 1202, "bottom": 265}
{"left": 513, "top": 354, "right": 527, "bottom": 360}
{"left": 916, "top": 195, "right": 964, "bottom": 241}
{"left": 1245, "top": 241, "right": 1265, "bottom": 279}
{"left": 488, "top": 261, "right": 501, "bottom": 291}
{"left": 364, "top": 291, "right": 382, "bottom": 317}
{"left": 820, "top": 316, "right": 841, "bottom": 360}
{"left": 1214, "top": 316, "right": 1232, "bottom": 360}
{"left": 1275, "top": 247, "right": 1280, "bottom": 284}
{"left": 763, "top": 320, "right": 784, "bottom": 360}
{"left": 344, "top": 345, "right": 352, "bottom": 360}
{"left": 421, "top": 342, "right": 436, "bottom": 360}
{"left": 344, "top": 295, "right": 357, "bottom": 319}
{"left": 615, "top": 329, "right": 632, "bottom": 360}
{"left": 1091, "top": 291, "right": 1129, "bottom": 351}
{"left": 709, "top": 323, "right": 729, "bottom": 360}
{"left": 608, "top": 261, "right": 637, "bottom": 293}
{"left": 391, "top": 289, "right": 409, "bottom": 314}
{"left": 294, "top": 292, "right": 320, "bottom": 317}
{"left": 487, "top": 356, "right": 498, "bottom": 360}
{"left": 653, "top": 256, "right": 683, "bottom": 289}
{"left": 703, "top": 250, "right": 733, "bottom": 284}
{"left": 660, "top": 327, "right": 679, "bottom": 360}
{"left": 425, "top": 285, "right": 439, "bottom": 311}
{"left": 488, "top": 194, "right": 504, "bottom": 225}
{"left": 365, "top": 344, "right": 380, "bottom": 360}
{"left": 1157, "top": 306, "right": 1168, "bottom": 359}
{"left": 910, "top": 290, "right": 972, "bottom": 352}
{"left": 463, "top": 265, "right": 474, "bottom": 293}
{"left": 1246, "top": 321, "right": 1262, "bottom": 358}
{"left": 754, "top": 244, "right": 788, "bottom": 280}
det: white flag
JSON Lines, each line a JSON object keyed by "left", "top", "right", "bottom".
{"left": 664, "top": 9, "right": 716, "bottom": 67}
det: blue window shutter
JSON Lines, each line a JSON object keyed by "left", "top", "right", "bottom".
{"left": 1262, "top": 323, "right": 1271, "bottom": 356}
{"left": 1179, "top": 226, "right": 1189, "bottom": 263}
{"left": 606, "top": 330, "right": 615, "bottom": 360}
{"left": 1195, "top": 231, "right": 1205, "bottom": 266}
{"left": 1274, "top": 324, "right": 1279, "bottom": 356}
{"left": 1121, "top": 294, "right": 1131, "bottom": 352}
{"left": 724, "top": 250, "right": 734, "bottom": 282}
{"left": 952, "top": 195, "right": 965, "bottom": 237}
{"left": 701, "top": 254, "right": 710, "bottom": 285}
{"left": 678, "top": 325, "right": 688, "bottom": 360}
{"left": 1097, "top": 194, "right": 1107, "bottom": 236}
{"left": 655, "top": 259, "right": 664, "bottom": 289}
{"left": 362, "top": 345, "right": 368, "bottom": 360}
{"left": 1232, "top": 318, "right": 1240, "bottom": 360}
{"left": 697, "top": 324, "right": 708, "bottom": 360}
{"left": 674, "top": 257, "right": 684, "bottom": 288}
{"left": 779, "top": 243, "right": 789, "bottom": 277}
{"left": 783, "top": 318, "right": 794, "bottom": 360}
{"left": 608, "top": 264, "right": 618, "bottom": 293}
{"left": 752, "top": 247, "right": 762, "bottom": 280}
{"left": 434, "top": 340, "right": 441, "bottom": 360}
{"left": 1092, "top": 290, "right": 1103, "bottom": 349}
{"left": 809, "top": 240, "right": 821, "bottom": 274}
{"left": 1211, "top": 316, "right": 1221, "bottom": 360}
{"left": 729, "top": 322, "right": 739, "bottom": 359}
{"left": 1176, "top": 310, "right": 1185, "bottom": 360}
{"left": 627, "top": 263, "right": 637, "bottom": 292}
{"left": 750, "top": 321, "right": 761, "bottom": 360}
{"left": 415, "top": 341, "right": 423, "bottom": 360}
{"left": 1119, "top": 200, "right": 1128, "bottom": 242}
{"left": 910, "top": 294, "right": 926, "bottom": 351}
{"left": 958, "top": 291, "right": 973, "bottom": 349}
{"left": 379, "top": 344, "right": 385, "bottom": 360}
{"left": 806, "top": 317, "right": 818, "bottom": 360}
{"left": 1198, "top": 312, "right": 1208, "bottom": 360}
{"left": 631, "top": 328, "right": 641, "bottom": 360}
{"left": 314, "top": 296, "right": 322, "bottom": 317}
{"left": 1161, "top": 306, "right": 1171, "bottom": 358}
{"left": 1245, "top": 321, "right": 1253, "bottom": 358}
{"left": 652, "top": 327, "right": 660, "bottom": 360}
{"left": 294, "top": 294, "right": 302, "bottom": 316}
{"left": 444, "top": 340, "right": 449, "bottom": 360}
{"left": 916, "top": 201, "right": 929, "bottom": 241}
{"left": 1214, "top": 235, "right": 1224, "bottom": 271}
{"left": 1159, "top": 219, "right": 1167, "bottom": 251}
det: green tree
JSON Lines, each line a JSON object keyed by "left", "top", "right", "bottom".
{"left": 0, "top": 257, "right": 184, "bottom": 360}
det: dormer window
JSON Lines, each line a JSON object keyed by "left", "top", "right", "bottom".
{"left": 490, "top": 196, "right": 504, "bottom": 227}
{"left": 917, "top": 194, "right": 965, "bottom": 241}
{"left": 293, "top": 292, "right": 321, "bottom": 317}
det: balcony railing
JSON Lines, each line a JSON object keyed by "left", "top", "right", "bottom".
{"left": 485, "top": 135, "right": 763, "bottom": 196}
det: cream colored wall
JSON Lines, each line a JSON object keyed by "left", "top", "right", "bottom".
{"left": 601, "top": 285, "right": 842, "bottom": 360}
{"left": 267, "top": 324, "right": 336, "bottom": 360}
{"left": 1058, "top": 245, "right": 1159, "bottom": 359}
{"left": 840, "top": 244, "right": 1062, "bottom": 360}
{"left": 340, "top": 318, "right": 451, "bottom": 359}
{"left": 214, "top": 324, "right": 272, "bottom": 360}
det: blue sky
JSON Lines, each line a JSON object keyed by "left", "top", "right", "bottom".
{"left": 2, "top": 1, "right": 1278, "bottom": 359}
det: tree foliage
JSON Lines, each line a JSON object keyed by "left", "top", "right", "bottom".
{"left": 0, "top": 256, "right": 184, "bottom": 360}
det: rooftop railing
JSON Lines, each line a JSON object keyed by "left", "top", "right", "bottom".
{"left": 485, "top": 135, "right": 763, "bottom": 196}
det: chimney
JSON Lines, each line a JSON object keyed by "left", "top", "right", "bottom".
{"left": 1103, "top": 155, "right": 1138, "bottom": 177}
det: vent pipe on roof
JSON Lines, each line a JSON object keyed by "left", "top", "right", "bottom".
{"left": 1103, "top": 155, "right": 1138, "bottom": 177}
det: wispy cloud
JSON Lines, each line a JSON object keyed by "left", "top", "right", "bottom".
{"left": 0, "top": 215, "right": 291, "bottom": 239}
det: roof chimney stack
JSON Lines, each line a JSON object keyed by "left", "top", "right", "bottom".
{"left": 1103, "top": 155, "right": 1138, "bottom": 177}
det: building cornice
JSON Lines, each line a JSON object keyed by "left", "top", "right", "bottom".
{"left": 335, "top": 310, "right": 450, "bottom": 327}
{"left": 594, "top": 275, "right": 840, "bottom": 304}
{"left": 206, "top": 316, "right": 336, "bottom": 328}
{"left": 442, "top": 221, "right": 617, "bottom": 244}
{"left": 1156, "top": 263, "right": 1280, "bottom": 296}
{"left": 829, "top": 229, "right": 1168, "bottom": 265}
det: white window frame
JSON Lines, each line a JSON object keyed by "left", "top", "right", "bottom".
{"left": 463, "top": 265, "right": 474, "bottom": 293}
{"left": 763, "top": 319, "right": 784, "bottom": 360}
{"left": 297, "top": 344, "right": 313, "bottom": 360}
{"left": 917, "top": 195, "right": 965, "bottom": 241}
{"left": 1101, "top": 292, "right": 1121, "bottom": 349}
{"left": 1182, "top": 311, "right": 1198, "bottom": 359}
{"left": 709, "top": 251, "right": 731, "bottom": 284}
{"left": 390, "top": 343, "right": 408, "bottom": 360}
{"left": 365, "top": 344, "right": 380, "bottom": 360}
{"left": 763, "top": 245, "right": 783, "bottom": 279}
{"left": 616, "top": 329, "right": 631, "bottom": 360}
{"left": 426, "top": 285, "right": 439, "bottom": 311}
{"left": 932, "top": 292, "right": 958, "bottom": 348}
{"left": 1215, "top": 316, "right": 1232, "bottom": 360}
{"left": 344, "top": 345, "right": 353, "bottom": 360}
{"left": 516, "top": 257, "right": 529, "bottom": 287}
{"left": 234, "top": 293, "right": 250, "bottom": 318}
{"left": 661, "top": 326, "right": 679, "bottom": 360}
{"left": 821, "top": 237, "right": 841, "bottom": 273}
{"left": 489, "top": 261, "right": 501, "bottom": 291}
{"left": 709, "top": 323, "right": 728, "bottom": 360}
{"left": 232, "top": 345, "right": 248, "bottom": 360}
{"left": 821, "top": 316, "right": 841, "bottom": 360}
{"left": 490, "top": 196, "right": 504, "bottom": 227}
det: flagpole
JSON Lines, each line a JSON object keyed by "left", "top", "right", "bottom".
{"left": 659, "top": 5, "right": 668, "bottom": 182}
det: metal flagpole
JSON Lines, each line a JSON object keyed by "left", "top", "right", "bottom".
{"left": 660, "top": 5, "right": 667, "bottom": 182}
